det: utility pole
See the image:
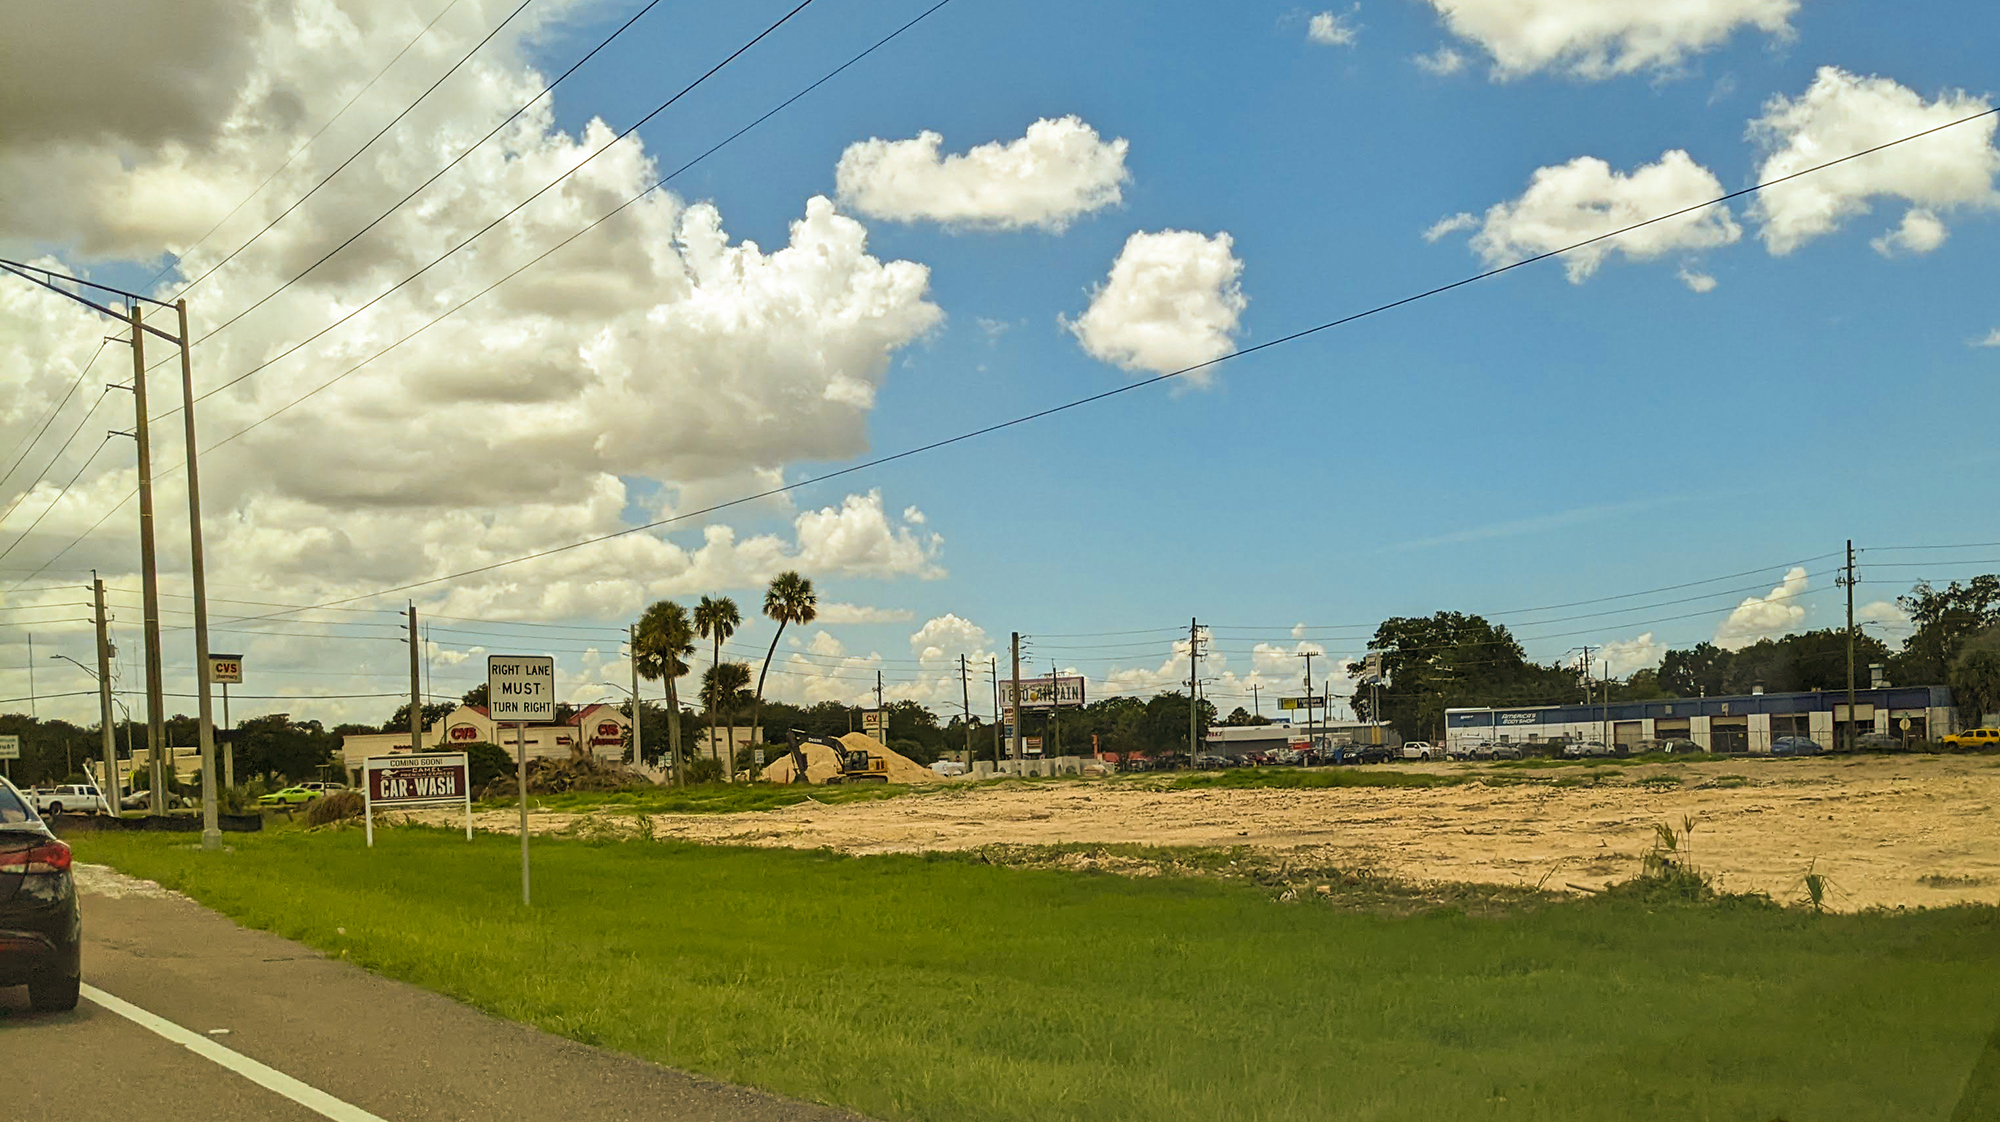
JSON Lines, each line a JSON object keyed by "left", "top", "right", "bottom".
{"left": 875, "top": 669, "right": 884, "bottom": 715}
{"left": 93, "top": 577, "right": 117, "bottom": 809}
{"left": 959, "top": 653, "right": 972, "bottom": 765}
{"left": 1188, "top": 618, "right": 1200, "bottom": 766}
{"left": 25, "top": 635, "right": 33, "bottom": 719}
{"left": 1299, "top": 650, "right": 1315, "bottom": 750}
{"left": 1009, "top": 633, "right": 1023, "bottom": 768}
{"left": 629, "top": 625, "right": 643, "bottom": 766}
{"left": 989, "top": 657, "right": 1000, "bottom": 764}
{"left": 129, "top": 303, "right": 168, "bottom": 818}
{"left": 1250, "top": 683, "right": 1261, "bottom": 718}
{"left": 1844, "top": 539, "right": 1857, "bottom": 751}
{"left": 406, "top": 601, "right": 423, "bottom": 751}
{"left": 172, "top": 300, "right": 222, "bottom": 850}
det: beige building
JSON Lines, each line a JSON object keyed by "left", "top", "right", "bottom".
{"left": 340, "top": 702, "right": 631, "bottom": 774}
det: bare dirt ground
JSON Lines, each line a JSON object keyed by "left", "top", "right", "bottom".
{"left": 411, "top": 755, "right": 2000, "bottom": 911}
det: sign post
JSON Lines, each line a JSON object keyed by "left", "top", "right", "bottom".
{"left": 206, "top": 653, "right": 242, "bottom": 788}
{"left": 487, "top": 655, "right": 555, "bottom": 906}
{"left": 363, "top": 753, "right": 472, "bottom": 846}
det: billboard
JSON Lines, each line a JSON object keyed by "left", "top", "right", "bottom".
{"left": 1278, "top": 696, "right": 1326, "bottom": 711}
{"left": 1357, "top": 651, "right": 1387, "bottom": 686}
{"left": 1001, "top": 675, "right": 1086, "bottom": 711}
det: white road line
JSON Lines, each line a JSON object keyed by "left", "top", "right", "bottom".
{"left": 81, "top": 984, "right": 388, "bottom": 1122}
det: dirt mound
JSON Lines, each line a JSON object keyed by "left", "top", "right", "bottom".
{"left": 477, "top": 755, "right": 651, "bottom": 799}
{"left": 759, "top": 732, "right": 938, "bottom": 785}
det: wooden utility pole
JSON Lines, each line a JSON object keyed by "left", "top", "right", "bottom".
{"left": 92, "top": 577, "right": 117, "bottom": 809}
{"left": 1187, "top": 618, "right": 1200, "bottom": 765}
{"left": 407, "top": 601, "right": 423, "bottom": 751}
{"left": 629, "top": 625, "right": 643, "bottom": 765}
{"left": 959, "top": 653, "right": 972, "bottom": 765}
{"left": 1009, "top": 633, "right": 1023, "bottom": 768}
{"left": 1844, "top": 539, "right": 1857, "bottom": 751}
{"left": 129, "top": 303, "right": 167, "bottom": 817}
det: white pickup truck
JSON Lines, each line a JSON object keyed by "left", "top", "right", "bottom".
{"left": 1399, "top": 741, "right": 1443, "bottom": 762}
{"left": 29, "top": 783, "right": 113, "bottom": 815}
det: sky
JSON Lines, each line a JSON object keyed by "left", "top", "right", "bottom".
{"left": 1, "top": 0, "right": 1996, "bottom": 732}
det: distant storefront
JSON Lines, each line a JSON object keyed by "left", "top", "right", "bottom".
{"left": 1445, "top": 686, "right": 1955, "bottom": 755}
{"left": 339, "top": 702, "right": 630, "bottom": 774}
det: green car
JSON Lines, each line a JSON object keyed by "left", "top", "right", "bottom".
{"left": 257, "top": 786, "right": 317, "bottom": 807}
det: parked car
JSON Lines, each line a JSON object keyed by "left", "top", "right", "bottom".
{"left": 28, "top": 784, "right": 111, "bottom": 816}
{"left": 1489, "top": 743, "right": 1522, "bottom": 760}
{"left": 1400, "top": 741, "right": 1442, "bottom": 762}
{"left": 1770, "top": 736, "right": 1824, "bottom": 757}
{"left": 0, "top": 777, "right": 81, "bottom": 1012}
{"left": 1854, "top": 731, "right": 1901, "bottom": 752}
{"left": 258, "top": 786, "right": 320, "bottom": 807}
{"left": 300, "top": 781, "right": 349, "bottom": 793}
{"left": 1196, "top": 755, "right": 1232, "bottom": 770}
{"left": 119, "top": 788, "right": 193, "bottom": 811}
{"left": 1562, "top": 740, "right": 1612, "bottom": 759}
{"left": 1941, "top": 727, "right": 2000, "bottom": 750}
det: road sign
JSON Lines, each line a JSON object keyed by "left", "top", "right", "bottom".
{"left": 1899, "top": 718, "right": 1912, "bottom": 731}
{"left": 0, "top": 735, "right": 17, "bottom": 760}
{"left": 487, "top": 655, "right": 556, "bottom": 722}
{"left": 364, "top": 753, "right": 472, "bottom": 847}
{"left": 1023, "top": 736, "right": 1043, "bottom": 754}
{"left": 1278, "top": 696, "right": 1326, "bottom": 711}
{"left": 205, "top": 653, "right": 243, "bottom": 684}
{"left": 862, "top": 709, "right": 884, "bottom": 734}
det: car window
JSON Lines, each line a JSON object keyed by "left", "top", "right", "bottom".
{"left": 0, "top": 786, "right": 35, "bottom": 825}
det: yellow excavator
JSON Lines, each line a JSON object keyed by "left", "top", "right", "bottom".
{"left": 784, "top": 729, "right": 890, "bottom": 785}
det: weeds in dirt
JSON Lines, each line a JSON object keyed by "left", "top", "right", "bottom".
{"left": 1171, "top": 768, "right": 1465, "bottom": 791}
{"left": 1619, "top": 815, "right": 1714, "bottom": 903}
{"left": 1918, "top": 873, "right": 1989, "bottom": 888}
{"left": 1802, "top": 859, "right": 1832, "bottom": 914}
{"left": 1635, "top": 774, "right": 1685, "bottom": 788}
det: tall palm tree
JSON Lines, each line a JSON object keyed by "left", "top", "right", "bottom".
{"left": 700, "top": 662, "right": 753, "bottom": 772}
{"left": 749, "top": 571, "right": 816, "bottom": 768}
{"left": 694, "top": 595, "right": 742, "bottom": 780}
{"left": 634, "top": 599, "right": 694, "bottom": 786}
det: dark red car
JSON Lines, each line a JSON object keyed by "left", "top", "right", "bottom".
{"left": 0, "top": 778, "right": 81, "bottom": 1012}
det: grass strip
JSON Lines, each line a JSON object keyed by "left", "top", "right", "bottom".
{"left": 77, "top": 830, "right": 2000, "bottom": 1122}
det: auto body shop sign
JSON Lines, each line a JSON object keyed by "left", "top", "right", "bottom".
{"left": 363, "top": 752, "right": 472, "bottom": 847}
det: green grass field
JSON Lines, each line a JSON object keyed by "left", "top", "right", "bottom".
{"left": 77, "top": 830, "right": 1999, "bottom": 1122}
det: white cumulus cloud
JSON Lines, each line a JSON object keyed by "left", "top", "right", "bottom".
{"left": 1869, "top": 207, "right": 1950, "bottom": 256}
{"left": 1064, "top": 229, "right": 1246, "bottom": 384}
{"left": 1307, "top": 8, "right": 1360, "bottom": 47}
{"left": 1453, "top": 150, "right": 1740, "bottom": 283}
{"left": 1715, "top": 567, "right": 1811, "bottom": 650}
{"left": 1677, "top": 266, "right": 1719, "bottom": 292}
{"left": 815, "top": 602, "right": 914, "bottom": 625}
{"left": 1423, "top": 211, "right": 1476, "bottom": 241}
{"left": 1594, "top": 632, "right": 1666, "bottom": 678}
{"left": 909, "top": 614, "right": 990, "bottom": 664}
{"left": 1413, "top": 46, "right": 1468, "bottom": 75}
{"left": 1421, "top": 0, "right": 1797, "bottom": 80}
{"left": 1748, "top": 67, "right": 1999, "bottom": 255}
{"left": 1975, "top": 328, "right": 2000, "bottom": 349}
{"left": 834, "top": 115, "right": 1130, "bottom": 232}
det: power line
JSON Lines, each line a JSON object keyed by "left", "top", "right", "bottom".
{"left": 0, "top": 342, "right": 109, "bottom": 496}
{"left": 142, "top": 0, "right": 467, "bottom": 291}
{"left": 0, "top": 260, "right": 173, "bottom": 307}
{"left": 204, "top": 108, "right": 2000, "bottom": 623}
{"left": 154, "top": 0, "right": 820, "bottom": 418}
{"left": 0, "top": 436, "right": 114, "bottom": 565}
{"left": 0, "top": 392, "right": 111, "bottom": 533}
{"left": 159, "top": 0, "right": 670, "bottom": 357}
{"left": 168, "top": 0, "right": 537, "bottom": 301}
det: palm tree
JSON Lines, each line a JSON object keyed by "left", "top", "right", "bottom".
{"left": 700, "top": 662, "right": 753, "bottom": 773}
{"left": 749, "top": 571, "right": 816, "bottom": 767}
{"left": 694, "top": 595, "right": 742, "bottom": 781}
{"left": 634, "top": 599, "right": 694, "bottom": 786}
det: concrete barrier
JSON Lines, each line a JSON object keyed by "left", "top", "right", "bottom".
{"left": 50, "top": 812, "right": 264, "bottom": 836}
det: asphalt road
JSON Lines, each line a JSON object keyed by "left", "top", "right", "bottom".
{"left": 4, "top": 866, "right": 872, "bottom": 1122}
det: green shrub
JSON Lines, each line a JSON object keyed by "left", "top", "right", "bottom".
{"left": 682, "top": 757, "right": 724, "bottom": 784}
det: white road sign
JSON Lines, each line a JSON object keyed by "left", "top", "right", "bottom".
{"left": 0, "top": 735, "right": 18, "bottom": 760}
{"left": 487, "top": 655, "right": 556, "bottom": 722}
{"left": 206, "top": 653, "right": 244, "bottom": 684}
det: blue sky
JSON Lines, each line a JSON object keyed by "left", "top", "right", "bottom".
{"left": 519, "top": 0, "right": 1999, "bottom": 670}
{"left": 3, "top": 0, "right": 1997, "bottom": 723}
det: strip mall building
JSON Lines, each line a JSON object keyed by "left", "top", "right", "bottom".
{"left": 1444, "top": 685, "right": 1956, "bottom": 755}
{"left": 338, "top": 702, "right": 630, "bottom": 775}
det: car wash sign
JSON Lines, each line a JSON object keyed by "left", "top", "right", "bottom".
{"left": 363, "top": 752, "right": 473, "bottom": 847}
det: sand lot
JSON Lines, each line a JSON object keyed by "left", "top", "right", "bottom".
{"left": 420, "top": 755, "right": 2000, "bottom": 911}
